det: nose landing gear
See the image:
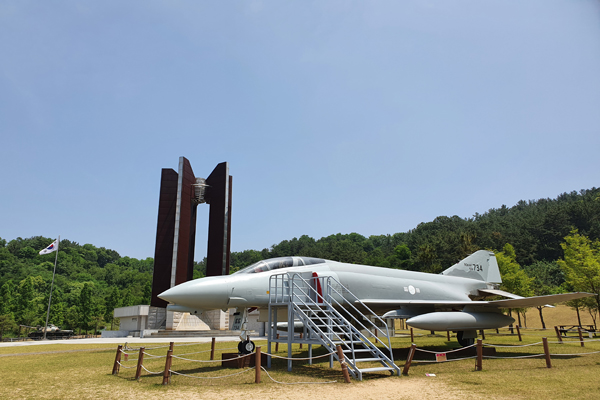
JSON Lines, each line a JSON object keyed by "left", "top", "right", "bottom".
{"left": 233, "top": 308, "right": 256, "bottom": 354}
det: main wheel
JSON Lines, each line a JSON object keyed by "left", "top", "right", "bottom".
{"left": 456, "top": 331, "right": 475, "bottom": 347}
{"left": 238, "top": 340, "right": 255, "bottom": 354}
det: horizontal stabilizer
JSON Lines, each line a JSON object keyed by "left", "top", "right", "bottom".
{"left": 488, "top": 292, "right": 593, "bottom": 309}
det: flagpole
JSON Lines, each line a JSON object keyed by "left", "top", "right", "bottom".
{"left": 43, "top": 235, "right": 60, "bottom": 340}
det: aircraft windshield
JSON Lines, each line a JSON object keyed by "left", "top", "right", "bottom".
{"left": 234, "top": 257, "right": 326, "bottom": 274}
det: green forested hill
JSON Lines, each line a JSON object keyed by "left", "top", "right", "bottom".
{"left": 228, "top": 188, "right": 600, "bottom": 273}
{"left": 0, "top": 237, "right": 153, "bottom": 335}
{"left": 1, "top": 187, "right": 599, "bottom": 337}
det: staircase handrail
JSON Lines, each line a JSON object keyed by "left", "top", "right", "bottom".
{"left": 287, "top": 273, "right": 397, "bottom": 369}
{"left": 286, "top": 273, "right": 394, "bottom": 356}
{"left": 268, "top": 272, "right": 400, "bottom": 378}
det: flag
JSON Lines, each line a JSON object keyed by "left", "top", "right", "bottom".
{"left": 39, "top": 239, "right": 58, "bottom": 255}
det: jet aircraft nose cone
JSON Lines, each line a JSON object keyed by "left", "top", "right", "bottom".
{"left": 158, "top": 276, "right": 229, "bottom": 311}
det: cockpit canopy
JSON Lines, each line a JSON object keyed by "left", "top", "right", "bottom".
{"left": 234, "top": 256, "right": 326, "bottom": 274}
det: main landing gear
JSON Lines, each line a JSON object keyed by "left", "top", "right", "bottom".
{"left": 233, "top": 308, "right": 256, "bottom": 354}
{"left": 456, "top": 330, "right": 475, "bottom": 347}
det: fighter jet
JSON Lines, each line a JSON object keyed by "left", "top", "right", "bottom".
{"left": 159, "top": 250, "right": 591, "bottom": 347}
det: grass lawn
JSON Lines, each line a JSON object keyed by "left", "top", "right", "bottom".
{"left": 0, "top": 306, "right": 597, "bottom": 399}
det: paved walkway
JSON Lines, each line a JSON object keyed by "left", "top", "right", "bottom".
{"left": 0, "top": 335, "right": 267, "bottom": 348}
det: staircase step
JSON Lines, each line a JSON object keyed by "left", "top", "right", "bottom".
{"left": 313, "top": 326, "right": 347, "bottom": 332}
{"left": 358, "top": 367, "right": 395, "bottom": 373}
{"left": 333, "top": 340, "right": 365, "bottom": 345}
{"left": 353, "top": 358, "right": 384, "bottom": 363}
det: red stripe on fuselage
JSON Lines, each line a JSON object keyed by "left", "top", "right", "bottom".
{"left": 312, "top": 272, "right": 323, "bottom": 303}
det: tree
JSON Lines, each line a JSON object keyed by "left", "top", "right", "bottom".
{"left": 557, "top": 230, "right": 600, "bottom": 329}
{"left": 394, "top": 244, "right": 412, "bottom": 269}
{"left": 496, "top": 244, "right": 534, "bottom": 327}
{"left": 0, "top": 280, "right": 15, "bottom": 316}
{"left": 14, "top": 276, "right": 46, "bottom": 326}
{"left": 104, "top": 287, "right": 121, "bottom": 330}
{"left": 64, "top": 306, "right": 80, "bottom": 333}
{"left": 121, "top": 289, "right": 135, "bottom": 307}
{"left": 78, "top": 283, "right": 94, "bottom": 334}
{"left": 0, "top": 314, "right": 16, "bottom": 340}
{"left": 524, "top": 261, "right": 564, "bottom": 328}
{"left": 416, "top": 244, "right": 439, "bottom": 273}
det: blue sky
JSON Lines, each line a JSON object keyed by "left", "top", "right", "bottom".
{"left": 1, "top": 1, "right": 599, "bottom": 260}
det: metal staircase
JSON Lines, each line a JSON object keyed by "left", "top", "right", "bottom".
{"left": 267, "top": 272, "right": 400, "bottom": 380}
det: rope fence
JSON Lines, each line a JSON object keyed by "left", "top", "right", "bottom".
{"left": 111, "top": 339, "right": 351, "bottom": 385}
{"left": 170, "top": 367, "right": 256, "bottom": 380}
{"left": 402, "top": 332, "right": 600, "bottom": 375}
{"left": 112, "top": 325, "right": 600, "bottom": 383}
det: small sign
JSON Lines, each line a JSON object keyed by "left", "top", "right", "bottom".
{"left": 435, "top": 353, "right": 447, "bottom": 362}
{"left": 232, "top": 315, "right": 243, "bottom": 330}
{"left": 426, "top": 373, "right": 436, "bottom": 377}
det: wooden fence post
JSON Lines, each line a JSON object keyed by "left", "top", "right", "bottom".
{"left": 446, "top": 331, "right": 450, "bottom": 341}
{"left": 336, "top": 345, "right": 352, "bottom": 383}
{"left": 211, "top": 337, "right": 216, "bottom": 360}
{"left": 135, "top": 347, "right": 145, "bottom": 381}
{"left": 542, "top": 337, "right": 552, "bottom": 368}
{"left": 402, "top": 344, "right": 417, "bottom": 376}
{"left": 410, "top": 328, "right": 414, "bottom": 343}
{"left": 554, "top": 326, "right": 563, "bottom": 343}
{"left": 255, "top": 346, "right": 262, "bottom": 384}
{"left": 112, "top": 345, "right": 123, "bottom": 375}
{"left": 276, "top": 333, "right": 279, "bottom": 352}
{"left": 480, "top": 329, "right": 486, "bottom": 340}
{"left": 300, "top": 333, "right": 303, "bottom": 349}
{"left": 516, "top": 325, "right": 522, "bottom": 342}
{"left": 475, "top": 339, "right": 483, "bottom": 371}
{"left": 162, "top": 349, "right": 173, "bottom": 385}
{"left": 578, "top": 327, "right": 585, "bottom": 347}
{"left": 169, "top": 341, "right": 174, "bottom": 352}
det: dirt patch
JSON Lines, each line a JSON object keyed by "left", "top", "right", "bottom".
{"left": 115, "top": 377, "right": 475, "bottom": 400}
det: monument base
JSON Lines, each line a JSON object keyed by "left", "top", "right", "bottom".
{"left": 166, "top": 309, "right": 229, "bottom": 331}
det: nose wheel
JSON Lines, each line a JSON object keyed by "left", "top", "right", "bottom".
{"left": 238, "top": 340, "right": 256, "bottom": 354}
{"left": 234, "top": 308, "right": 255, "bottom": 354}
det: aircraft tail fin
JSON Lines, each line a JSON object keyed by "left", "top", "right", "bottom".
{"left": 440, "top": 250, "right": 502, "bottom": 284}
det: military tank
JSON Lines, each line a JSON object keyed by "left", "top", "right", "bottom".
{"left": 25, "top": 324, "right": 74, "bottom": 340}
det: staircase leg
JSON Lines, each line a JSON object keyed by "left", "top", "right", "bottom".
{"left": 287, "top": 304, "right": 293, "bottom": 372}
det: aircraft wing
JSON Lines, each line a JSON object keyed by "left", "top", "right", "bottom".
{"left": 361, "top": 292, "right": 593, "bottom": 312}
{"left": 362, "top": 300, "right": 484, "bottom": 307}
{"left": 486, "top": 292, "right": 593, "bottom": 308}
